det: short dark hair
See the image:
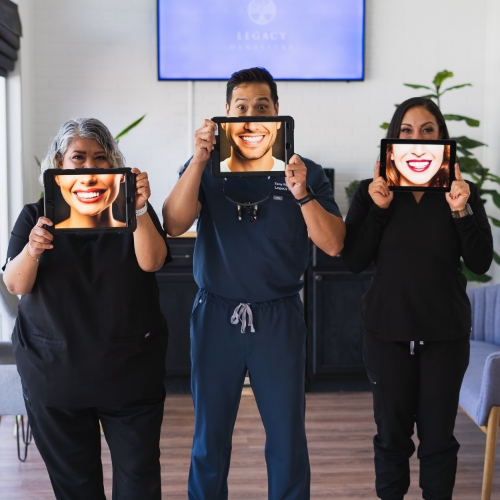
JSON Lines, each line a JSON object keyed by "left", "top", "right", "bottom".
{"left": 226, "top": 67, "right": 279, "bottom": 106}
{"left": 386, "top": 97, "right": 450, "bottom": 139}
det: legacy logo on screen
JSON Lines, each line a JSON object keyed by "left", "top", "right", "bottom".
{"left": 157, "top": 0, "right": 365, "bottom": 80}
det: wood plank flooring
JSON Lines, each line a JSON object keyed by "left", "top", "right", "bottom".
{"left": 0, "top": 392, "right": 498, "bottom": 499}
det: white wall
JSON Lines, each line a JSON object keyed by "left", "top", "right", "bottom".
{"left": 15, "top": 0, "right": 500, "bottom": 276}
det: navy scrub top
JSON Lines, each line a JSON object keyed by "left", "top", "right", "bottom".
{"left": 183, "top": 156, "right": 341, "bottom": 303}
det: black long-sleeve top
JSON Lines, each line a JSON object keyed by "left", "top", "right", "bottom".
{"left": 342, "top": 180, "right": 493, "bottom": 341}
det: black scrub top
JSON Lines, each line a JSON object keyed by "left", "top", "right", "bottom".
{"left": 342, "top": 180, "right": 493, "bottom": 341}
{"left": 4, "top": 198, "right": 171, "bottom": 408}
{"left": 182, "top": 156, "right": 342, "bottom": 302}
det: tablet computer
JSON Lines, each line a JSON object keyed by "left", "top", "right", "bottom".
{"left": 43, "top": 168, "right": 136, "bottom": 234}
{"left": 210, "top": 116, "right": 294, "bottom": 177}
{"left": 380, "top": 139, "right": 457, "bottom": 192}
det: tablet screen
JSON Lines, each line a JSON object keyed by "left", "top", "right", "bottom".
{"left": 211, "top": 116, "right": 294, "bottom": 177}
{"left": 44, "top": 168, "right": 136, "bottom": 233}
{"left": 380, "top": 139, "right": 456, "bottom": 192}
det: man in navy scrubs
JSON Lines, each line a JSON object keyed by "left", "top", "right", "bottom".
{"left": 163, "top": 67, "right": 345, "bottom": 500}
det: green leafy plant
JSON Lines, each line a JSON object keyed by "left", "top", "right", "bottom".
{"left": 345, "top": 180, "right": 360, "bottom": 204}
{"left": 381, "top": 70, "right": 498, "bottom": 282}
{"left": 114, "top": 114, "right": 146, "bottom": 143}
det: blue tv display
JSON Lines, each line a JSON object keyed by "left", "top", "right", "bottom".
{"left": 157, "top": 0, "right": 365, "bottom": 81}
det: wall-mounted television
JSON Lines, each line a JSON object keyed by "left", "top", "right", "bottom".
{"left": 157, "top": 0, "right": 365, "bottom": 81}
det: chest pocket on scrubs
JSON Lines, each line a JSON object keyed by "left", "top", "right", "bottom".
{"left": 265, "top": 192, "right": 304, "bottom": 241}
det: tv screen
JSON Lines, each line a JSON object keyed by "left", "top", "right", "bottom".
{"left": 157, "top": 0, "right": 365, "bottom": 81}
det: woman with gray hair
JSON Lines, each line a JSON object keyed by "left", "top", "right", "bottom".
{"left": 2, "top": 118, "right": 171, "bottom": 500}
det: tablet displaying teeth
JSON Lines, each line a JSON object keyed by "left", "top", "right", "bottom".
{"left": 75, "top": 191, "right": 104, "bottom": 199}
{"left": 241, "top": 136, "right": 264, "bottom": 143}
{"left": 408, "top": 161, "right": 431, "bottom": 170}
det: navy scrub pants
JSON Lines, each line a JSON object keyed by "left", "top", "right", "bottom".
{"left": 188, "top": 289, "right": 311, "bottom": 500}
{"left": 22, "top": 386, "right": 166, "bottom": 500}
{"left": 363, "top": 333, "right": 470, "bottom": 500}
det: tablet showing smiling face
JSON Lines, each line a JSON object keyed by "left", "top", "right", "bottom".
{"left": 223, "top": 120, "right": 281, "bottom": 162}
{"left": 55, "top": 172, "right": 124, "bottom": 218}
{"left": 391, "top": 143, "right": 445, "bottom": 187}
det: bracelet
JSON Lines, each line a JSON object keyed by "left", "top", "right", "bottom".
{"left": 295, "top": 186, "right": 316, "bottom": 207}
{"left": 450, "top": 203, "right": 473, "bottom": 219}
{"left": 136, "top": 202, "right": 148, "bottom": 217}
{"left": 26, "top": 245, "right": 39, "bottom": 263}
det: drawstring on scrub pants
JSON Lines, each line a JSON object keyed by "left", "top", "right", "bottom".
{"left": 410, "top": 340, "right": 425, "bottom": 355}
{"left": 231, "top": 303, "right": 255, "bottom": 333}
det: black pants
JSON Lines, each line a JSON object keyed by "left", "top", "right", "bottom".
{"left": 362, "top": 334, "right": 469, "bottom": 500}
{"left": 23, "top": 387, "right": 166, "bottom": 500}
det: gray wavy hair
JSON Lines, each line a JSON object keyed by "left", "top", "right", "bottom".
{"left": 40, "top": 118, "right": 125, "bottom": 183}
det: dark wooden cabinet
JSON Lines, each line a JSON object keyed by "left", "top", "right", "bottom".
{"left": 156, "top": 237, "right": 197, "bottom": 378}
{"left": 305, "top": 243, "right": 373, "bottom": 386}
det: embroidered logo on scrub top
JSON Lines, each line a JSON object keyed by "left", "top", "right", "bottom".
{"left": 273, "top": 181, "right": 289, "bottom": 192}
{"left": 273, "top": 195, "right": 283, "bottom": 201}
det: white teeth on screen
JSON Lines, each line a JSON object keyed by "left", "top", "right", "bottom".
{"left": 408, "top": 161, "right": 430, "bottom": 168}
{"left": 75, "top": 191, "right": 103, "bottom": 199}
{"left": 241, "top": 136, "right": 264, "bottom": 143}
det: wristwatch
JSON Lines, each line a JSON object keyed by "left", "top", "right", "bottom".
{"left": 451, "top": 203, "right": 473, "bottom": 219}
{"left": 295, "top": 186, "right": 316, "bottom": 207}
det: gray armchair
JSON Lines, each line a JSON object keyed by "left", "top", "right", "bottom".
{"left": 459, "top": 284, "right": 500, "bottom": 500}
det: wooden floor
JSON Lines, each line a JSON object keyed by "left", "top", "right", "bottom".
{"left": 0, "top": 392, "right": 499, "bottom": 499}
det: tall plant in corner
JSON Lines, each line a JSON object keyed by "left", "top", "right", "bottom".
{"left": 381, "top": 70, "right": 500, "bottom": 282}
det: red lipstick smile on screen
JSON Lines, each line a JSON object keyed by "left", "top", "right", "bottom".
{"left": 73, "top": 188, "right": 106, "bottom": 203}
{"left": 239, "top": 135, "right": 265, "bottom": 147}
{"left": 406, "top": 159, "right": 431, "bottom": 172}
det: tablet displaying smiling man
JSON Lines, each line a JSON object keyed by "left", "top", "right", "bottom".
{"left": 212, "top": 116, "right": 292, "bottom": 176}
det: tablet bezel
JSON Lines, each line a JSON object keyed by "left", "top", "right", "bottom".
{"left": 380, "top": 139, "right": 457, "bottom": 192}
{"left": 210, "top": 115, "right": 294, "bottom": 178}
{"left": 43, "top": 167, "right": 136, "bottom": 234}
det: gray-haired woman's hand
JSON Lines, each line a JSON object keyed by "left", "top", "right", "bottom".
{"left": 29, "top": 217, "right": 54, "bottom": 255}
{"left": 131, "top": 168, "right": 151, "bottom": 211}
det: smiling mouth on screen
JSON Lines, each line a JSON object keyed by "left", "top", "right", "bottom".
{"left": 73, "top": 189, "right": 106, "bottom": 203}
{"left": 239, "top": 135, "right": 265, "bottom": 146}
{"left": 406, "top": 160, "right": 431, "bottom": 172}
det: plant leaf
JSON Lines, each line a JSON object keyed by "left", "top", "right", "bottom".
{"left": 444, "top": 114, "right": 480, "bottom": 127}
{"left": 114, "top": 114, "right": 146, "bottom": 143}
{"left": 380, "top": 122, "right": 389, "bottom": 130}
{"left": 403, "top": 83, "right": 432, "bottom": 90}
{"left": 456, "top": 146, "right": 473, "bottom": 157}
{"left": 418, "top": 94, "right": 439, "bottom": 100}
{"left": 488, "top": 216, "right": 500, "bottom": 228}
{"left": 440, "top": 83, "right": 472, "bottom": 95}
{"left": 494, "top": 251, "right": 500, "bottom": 265}
{"left": 481, "top": 189, "right": 500, "bottom": 209}
{"left": 457, "top": 157, "right": 485, "bottom": 177}
{"left": 34, "top": 155, "right": 41, "bottom": 168}
{"left": 486, "top": 172, "right": 500, "bottom": 183}
{"left": 461, "top": 261, "right": 492, "bottom": 282}
{"left": 452, "top": 136, "right": 486, "bottom": 149}
{"left": 433, "top": 70, "right": 454, "bottom": 89}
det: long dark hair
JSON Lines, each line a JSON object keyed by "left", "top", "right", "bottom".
{"left": 385, "top": 97, "right": 451, "bottom": 187}
{"left": 386, "top": 97, "right": 450, "bottom": 140}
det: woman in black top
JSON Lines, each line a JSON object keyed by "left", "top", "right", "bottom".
{"left": 342, "top": 98, "right": 493, "bottom": 500}
{"left": 2, "top": 118, "right": 170, "bottom": 500}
